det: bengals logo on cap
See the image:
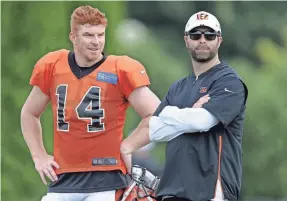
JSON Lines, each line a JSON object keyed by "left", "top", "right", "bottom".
{"left": 196, "top": 13, "right": 208, "bottom": 20}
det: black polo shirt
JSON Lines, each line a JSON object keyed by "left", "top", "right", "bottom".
{"left": 153, "top": 61, "right": 248, "bottom": 201}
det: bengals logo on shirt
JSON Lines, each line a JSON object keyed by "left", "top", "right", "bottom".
{"left": 199, "top": 87, "right": 207, "bottom": 93}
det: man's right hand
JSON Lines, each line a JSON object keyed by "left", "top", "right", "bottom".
{"left": 192, "top": 94, "right": 210, "bottom": 108}
{"left": 33, "top": 154, "right": 59, "bottom": 185}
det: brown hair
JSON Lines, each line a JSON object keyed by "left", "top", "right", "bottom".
{"left": 70, "top": 5, "right": 108, "bottom": 32}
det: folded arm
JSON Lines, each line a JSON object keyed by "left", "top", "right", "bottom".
{"left": 149, "top": 106, "right": 219, "bottom": 142}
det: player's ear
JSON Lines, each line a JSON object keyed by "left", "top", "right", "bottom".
{"left": 69, "top": 32, "right": 76, "bottom": 45}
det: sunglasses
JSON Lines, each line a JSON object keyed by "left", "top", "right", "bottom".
{"left": 187, "top": 31, "right": 219, "bottom": 41}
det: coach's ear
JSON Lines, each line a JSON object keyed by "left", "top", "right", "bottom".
{"left": 184, "top": 35, "right": 189, "bottom": 48}
{"left": 217, "top": 34, "right": 223, "bottom": 49}
{"left": 69, "top": 32, "right": 76, "bottom": 45}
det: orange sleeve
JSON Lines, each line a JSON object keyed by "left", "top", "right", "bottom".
{"left": 29, "top": 52, "right": 59, "bottom": 96}
{"left": 117, "top": 56, "right": 150, "bottom": 98}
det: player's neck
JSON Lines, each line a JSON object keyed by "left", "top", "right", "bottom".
{"left": 74, "top": 52, "right": 103, "bottom": 67}
{"left": 191, "top": 55, "right": 220, "bottom": 77}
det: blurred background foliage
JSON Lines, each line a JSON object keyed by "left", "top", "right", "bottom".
{"left": 1, "top": 1, "right": 287, "bottom": 201}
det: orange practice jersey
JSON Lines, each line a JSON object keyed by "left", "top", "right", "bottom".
{"left": 29, "top": 49, "right": 150, "bottom": 174}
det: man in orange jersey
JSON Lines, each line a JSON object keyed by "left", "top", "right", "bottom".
{"left": 21, "top": 5, "right": 160, "bottom": 201}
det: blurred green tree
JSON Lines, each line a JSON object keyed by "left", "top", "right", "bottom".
{"left": 236, "top": 28, "right": 287, "bottom": 198}
{"left": 1, "top": 2, "right": 126, "bottom": 201}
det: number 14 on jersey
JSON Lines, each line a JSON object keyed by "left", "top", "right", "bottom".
{"left": 56, "top": 85, "right": 105, "bottom": 132}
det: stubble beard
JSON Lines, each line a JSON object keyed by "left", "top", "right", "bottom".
{"left": 189, "top": 48, "right": 218, "bottom": 63}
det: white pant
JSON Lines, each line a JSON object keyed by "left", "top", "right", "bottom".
{"left": 41, "top": 190, "right": 116, "bottom": 201}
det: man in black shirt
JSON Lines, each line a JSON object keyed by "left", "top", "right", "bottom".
{"left": 121, "top": 11, "right": 248, "bottom": 201}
